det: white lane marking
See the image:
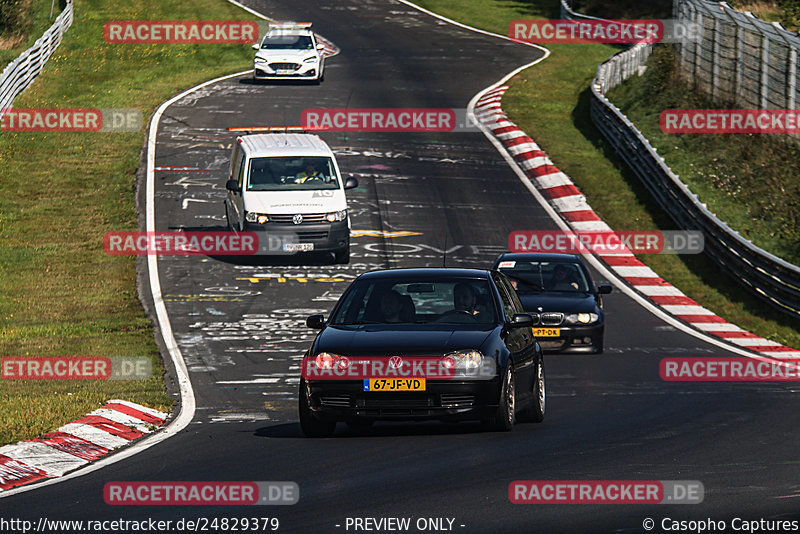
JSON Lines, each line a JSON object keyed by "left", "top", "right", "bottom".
{"left": 217, "top": 378, "right": 281, "bottom": 384}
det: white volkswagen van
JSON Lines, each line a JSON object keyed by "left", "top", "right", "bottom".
{"left": 224, "top": 130, "right": 357, "bottom": 262}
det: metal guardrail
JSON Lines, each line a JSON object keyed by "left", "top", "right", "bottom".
{"left": 0, "top": 0, "right": 73, "bottom": 115}
{"left": 560, "top": 0, "right": 800, "bottom": 319}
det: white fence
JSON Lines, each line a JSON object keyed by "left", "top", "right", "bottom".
{"left": 561, "top": 0, "right": 800, "bottom": 319}
{"left": 0, "top": 0, "right": 73, "bottom": 115}
{"left": 674, "top": 0, "right": 800, "bottom": 109}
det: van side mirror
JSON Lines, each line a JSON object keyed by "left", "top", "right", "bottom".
{"left": 597, "top": 284, "right": 612, "bottom": 294}
{"left": 226, "top": 179, "right": 240, "bottom": 192}
{"left": 316, "top": 43, "right": 325, "bottom": 50}
{"left": 307, "top": 314, "right": 326, "bottom": 330}
{"left": 344, "top": 177, "right": 359, "bottom": 190}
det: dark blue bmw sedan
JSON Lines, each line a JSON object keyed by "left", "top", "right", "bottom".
{"left": 299, "top": 268, "right": 546, "bottom": 437}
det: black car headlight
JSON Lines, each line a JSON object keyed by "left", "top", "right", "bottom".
{"left": 564, "top": 313, "right": 599, "bottom": 325}
{"left": 443, "top": 350, "right": 496, "bottom": 379}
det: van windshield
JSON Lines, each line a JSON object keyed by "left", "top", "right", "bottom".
{"left": 246, "top": 156, "right": 340, "bottom": 191}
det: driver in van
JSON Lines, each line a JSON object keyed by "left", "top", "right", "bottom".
{"left": 295, "top": 162, "right": 324, "bottom": 183}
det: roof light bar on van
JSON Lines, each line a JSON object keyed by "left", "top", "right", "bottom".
{"left": 226, "top": 126, "right": 324, "bottom": 134}
{"left": 267, "top": 22, "right": 312, "bottom": 30}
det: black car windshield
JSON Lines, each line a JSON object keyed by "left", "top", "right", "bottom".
{"left": 497, "top": 260, "right": 590, "bottom": 293}
{"left": 247, "top": 156, "right": 339, "bottom": 191}
{"left": 330, "top": 278, "right": 499, "bottom": 325}
{"left": 261, "top": 34, "right": 314, "bottom": 50}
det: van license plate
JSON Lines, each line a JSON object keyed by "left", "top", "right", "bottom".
{"left": 283, "top": 243, "right": 314, "bottom": 252}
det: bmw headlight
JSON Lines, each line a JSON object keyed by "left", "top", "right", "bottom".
{"left": 325, "top": 209, "right": 347, "bottom": 222}
{"left": 564, "top": 313, "right": 599, "bottom": 325}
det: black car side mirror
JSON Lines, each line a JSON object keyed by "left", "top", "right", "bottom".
{"left": 226, "top": 179, "right": 240, "bottom": 192}
{"left": 509, "top": 313, "right": 534, "bottom": 328}
{"left": 344, "top": 176, "right": 359, "bottom": 190}
{"left": 306, "top": 314, "right": 326, "bottom": 330}
{"left": 597, "top": 283, "right": 612, "bottom": 294}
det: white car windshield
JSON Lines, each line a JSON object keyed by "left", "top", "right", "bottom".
{"left": 246, "top": 156, "right": 339, "bottom": 191}
{"left": 260, "top": 35, "right": 314, "bottom": 50}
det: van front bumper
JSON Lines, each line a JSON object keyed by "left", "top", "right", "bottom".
{"left": 242, "top": 220, "right": 349, "bottom": 255}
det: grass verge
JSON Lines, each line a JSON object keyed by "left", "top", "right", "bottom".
{"left": 0, "top": 0, "right": 258, "bottom": 445}
{"left": 413, "top": 0, "right": 800, "bottom": 347}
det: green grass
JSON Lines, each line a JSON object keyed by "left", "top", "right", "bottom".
{"left": 0, "top": 0, "right": 259, "bottom": 445}
{"left": 414, "top": 0, "right": 800, "bottom": 347}
{"left": 608, "top": 45, "right": 800, "bottom": 266}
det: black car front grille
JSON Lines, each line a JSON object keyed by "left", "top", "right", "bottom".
{"left": 363, "top": 395, "right": 433, "bottom": 408}
{"left": 319, "top": 395, "right": 351, "bottom": 407}
{"left": 440, "top": 394, "right": 475, "bottom": 408}
{"left": 541, "top": 312, "right": 564, "bottom": 326}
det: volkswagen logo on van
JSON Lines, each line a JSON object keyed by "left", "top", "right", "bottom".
{"left": 292, "top": 214, "right": 303, "bottom": 225}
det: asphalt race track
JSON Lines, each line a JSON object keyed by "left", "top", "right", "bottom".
{"left": 5, "top": 1, "right": 800, "bottom": 532}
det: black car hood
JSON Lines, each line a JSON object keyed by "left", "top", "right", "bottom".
{"left": 519, "top": 292, "right": 599, "bottom": 314}
{"left": 315, "top": 325, "right": 496, "bottom": 356}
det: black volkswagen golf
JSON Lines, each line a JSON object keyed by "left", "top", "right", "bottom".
{"left": 299, "top": 268, "right": 545, "bottom": 437}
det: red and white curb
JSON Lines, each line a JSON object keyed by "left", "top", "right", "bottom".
{"left": 0, "top": 400, "right": 166, "bottom": 491}
{"left": 474, "top": 86, "right": 800, "bottom": 359}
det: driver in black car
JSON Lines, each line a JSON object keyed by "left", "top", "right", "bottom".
{"left": 453, "top": 283, "right": 480, "bottom": 316}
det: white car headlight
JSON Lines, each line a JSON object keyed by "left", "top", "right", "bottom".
{"left": 254, "top": 57, "right": 268, "bottom": 63}
{"left": 303, "top": 55, "right": 317, "bottom": 63}
{"left": 245, "top": 212, "right": 268, "bottom": 224}
{"left": 325, "top": 210, "right": 347, "bottom": 222}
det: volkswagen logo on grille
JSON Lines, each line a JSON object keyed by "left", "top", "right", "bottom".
{"left": 389, "top": 356, "right": 403, "bottom": 369}
{"left": 292, "top": 214, "right": 303, "bottom": 225}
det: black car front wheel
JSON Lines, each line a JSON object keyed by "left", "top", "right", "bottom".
{"left": 299, "top": 379, "right": 336, "bottom": 438}
{"left": 484, "top": 363, "right": 515, "bottom": 431}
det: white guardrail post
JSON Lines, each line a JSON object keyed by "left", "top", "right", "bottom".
{"left": 558, "top": 0, "right": 800, "bottom": 319}
{"left": 0, "top": 0, "right": 73, "bottom": 117}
